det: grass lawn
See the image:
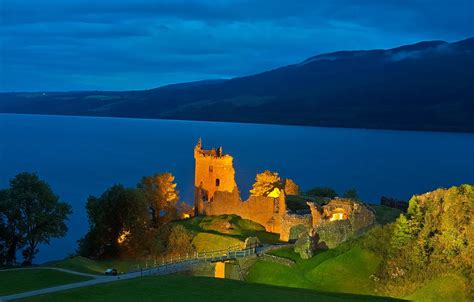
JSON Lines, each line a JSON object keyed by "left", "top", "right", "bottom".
{"left": 46, "top": 257, "right": 151, "bottom": 275}
{"left": 0, "top": 268, "right": 92, "bottom": 296}
{"left": 406, "top": 273, "right": 470, "bottom": 302}
{"left": 247, "top": 241, "right": 381, "bottom": 296}
{"left": 17, "top": 275, "right": 402, "bottom": 302}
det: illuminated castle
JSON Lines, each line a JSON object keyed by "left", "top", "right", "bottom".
{"left": 193, "top": 139, "right": 375, "bottom": 242}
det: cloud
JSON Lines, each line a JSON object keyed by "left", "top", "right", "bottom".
{"left": 0, "top": 0, "right": 473, "bottom": 91}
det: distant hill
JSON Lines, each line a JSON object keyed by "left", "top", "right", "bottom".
{"left": 1, "top": 38, "right": 474, "bottom": 132}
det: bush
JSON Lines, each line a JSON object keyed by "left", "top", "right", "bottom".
{"left": 306, "top": 187, "right": 337, "bottom": 199}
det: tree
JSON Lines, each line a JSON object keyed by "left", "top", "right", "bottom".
{"left": 343, "top": 188, "right": 359, "bottom": 200}
{"left": 250, "top": 170, "right": 282, "bottom": 197}
{"left": 8, "top": 172, "right": 71, "bottom": 264}
{"left": 306, "top": 187, "right": 337, "bottom": 198}
{"left": 284, "top": 178, "right": 300, "bottom": 195}
{"left": 0, "top": 189, "right": 22, "bottom": 265}
{"left": 166, "top": 224, "right": 195, "bottom": 256}
{"left": 138, "top": 173, "right": 180, "bottom": 226}
{"left": 373, "top": 185, "right": 474, "bottom": 297}
{"left": 79, "top": 184, "right": 149, "bottom": 258}
{"left": 0, "top": 189, "right": 10, "bottom": 265}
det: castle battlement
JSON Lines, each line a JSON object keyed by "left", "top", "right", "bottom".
{"left": 194, "top": 138, "right": 232, "bottom": 160}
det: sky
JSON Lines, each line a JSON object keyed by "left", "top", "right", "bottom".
{"left": 1, "top": 0, "right": 473, "bottom": 92}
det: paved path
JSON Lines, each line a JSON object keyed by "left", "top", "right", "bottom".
{"left": 0, "top": 244, "right": 291, "bottom": 301}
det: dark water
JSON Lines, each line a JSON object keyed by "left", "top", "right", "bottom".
{"left": 1, "top": 113, "right": 473, "bottom": 263}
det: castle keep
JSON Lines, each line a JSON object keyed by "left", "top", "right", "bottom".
{"left": 194, "top": 140, "right": 375, "bottom": 242}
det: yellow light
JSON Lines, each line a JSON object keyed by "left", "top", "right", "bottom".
{"left": 267, "top": 188, "right": 281, "bottom": 198}
{"left": 117, "top": 230, "right": 131, "bottom": 244}
{"left": 330, "top": 213, "right": 344, "bottom": 221}
{"left": 183, "top": 213, "right": 190, "bottom": 219}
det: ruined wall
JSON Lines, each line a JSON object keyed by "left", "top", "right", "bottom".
{"left": 309, "top": 198, "right": 376, "bottom": 247}
{"left": 280, "top": 214, "right": 312, "bottom": 242}
{"left": 349, "top": 203, "right": 376, "bottom": 234}
{"left": 308, "top": 202, "right": 323, "bottom": 228}
{"left": 198, "top": 189, "right": 284, "bottom": 234}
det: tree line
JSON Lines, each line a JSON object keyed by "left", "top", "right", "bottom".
{"left": 0, "top": 171, "right": 192, "bottom": 265}
{"left": 78, "top": 172, "right": 192, "bottom": 259}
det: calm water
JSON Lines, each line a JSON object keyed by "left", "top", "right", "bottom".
{"left": 1, "top": 113, "right": 473, "bottom": 263}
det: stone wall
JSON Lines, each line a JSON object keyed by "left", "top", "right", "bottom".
{"left": 197, "top": 188, "right": 284, "bottom": 234}
{"left": 279, "top": 213, "right": 312, "bottom": 242}
{"left": 258, "top": 253, "right": 295, "bottom": 267}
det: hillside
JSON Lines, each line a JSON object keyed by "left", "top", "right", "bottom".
{"left": 246, "top": 241, "right": 471, "bottom": 302}
{"left": 177, "top": 214, "right": 281, "bottom": 250}
{"left": 1, "top": 38, "right": 474, "bottom": 132}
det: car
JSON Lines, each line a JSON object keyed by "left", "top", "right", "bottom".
{"left": 105, "top": 268, "right": 118, "bottom": 276}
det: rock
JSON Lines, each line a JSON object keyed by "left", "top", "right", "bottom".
{"left": 294, "top": 230, "right": 318, "bottom": 259}
{"left": 243, "top": 236, "right": 260, "bottom": 249}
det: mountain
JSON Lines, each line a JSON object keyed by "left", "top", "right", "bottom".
{"left": 1, "top": 38, "right": 474, "bottom": 132}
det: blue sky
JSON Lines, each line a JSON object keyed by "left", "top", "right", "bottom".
{"left": 1, "top": 0, "right": 473, "bottom": 92}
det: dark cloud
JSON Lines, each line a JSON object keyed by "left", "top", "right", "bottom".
{"left": 1, "top": 0, "right": 473, "bottom": 91}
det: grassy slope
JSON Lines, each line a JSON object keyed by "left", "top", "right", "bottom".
{"left": 406, "top": 273, "right": 470, "bottom": 302}
{"left": 0, "top": 269, "right": 92, "bottom": 296}
{"left": 178, "top": 214, "right": 280, "bottom": 251}
{"left": 244, "top": 203, "right": 399, "bottom": 295}
{"left": 246, "top": 243, "right": 381, "bottom": 295}
{"left": 192, "top": 233, "right": 243, "bottom": 252}
{"left": 17, "top": 275, "right": 402, "bottom": 302}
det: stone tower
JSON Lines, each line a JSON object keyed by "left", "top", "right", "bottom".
{"left": 194, "top": 139, "right": 237, "bottom": 215}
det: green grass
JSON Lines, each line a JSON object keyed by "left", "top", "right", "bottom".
{"left": 177, "top": 214, "right": 281, "bottom": 249}
{"left": 0, "top": 268, "right": 92, "bottom": 296}
{"left": 247, "top": 241, "right": 382, "bottom": 296}
{"left": 46, "top": 256, "right": 151, "bottom": 275}
{"left": 371, "top": 205, "right": 402, "bottom": 225}
{"left": 192, "top": 233, "right": 243, "bottom": 252}
{"left": 305, "top": 247, "right": 381, "bottom": 294}
{"left": 17, "top": 275, "right": 402, "bottom": 302}
{"left": 406, "top": 273, "right": 470, "bottom": 302}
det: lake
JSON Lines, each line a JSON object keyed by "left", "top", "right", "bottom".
{"left": 1, "top": 113, "right": 473, "bottom": 263}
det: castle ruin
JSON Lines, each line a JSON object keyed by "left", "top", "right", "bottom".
{"left": 194, "top": 140, "right": 375, "bottom": 242}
